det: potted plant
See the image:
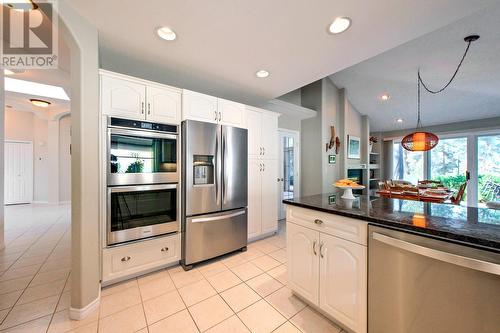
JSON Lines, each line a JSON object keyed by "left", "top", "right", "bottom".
{"left": 369, "top": 136, "right": 378, "bottom": 153}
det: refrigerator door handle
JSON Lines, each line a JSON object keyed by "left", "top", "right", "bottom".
{"left": 222, "top": 129, "right": 228, "bottom": 204}
{"left": 215, "top": 129, "right": 220, "bottom": 205}
{"left": 191, "top": 209, "right": 246, "bottom": 223}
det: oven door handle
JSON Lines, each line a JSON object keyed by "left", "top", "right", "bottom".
{"left": 109, "top": 184, "right": 177, "bottom": 193}
{"left": 372, "top": 232, "right": 500, "bottom": 276}
{"left": 109, "top": 127, "right": 178, "bottom": 140}
{"left": 191, "top": 210, "right": 246, "bottom": 223}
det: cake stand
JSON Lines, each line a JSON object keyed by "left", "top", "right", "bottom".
{"left": 335, "top": 185, "right": 365, "bottom": 200}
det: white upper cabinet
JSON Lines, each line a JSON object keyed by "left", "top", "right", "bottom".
{"left": 218, "top": 98, "right": 246, "bottom": 127}
{"left": 182, "top": 91, "right": 246, "bottom": 128}
{"left": 319, "top": 233, "right": 367, "bottom": 333}
{"left": 287, "top": 222, "right": 320, "bottom": 306}
{"left": 100, "top": 71, "right": 181, "bottom": 124}
{"left": 182, "top": 90, "right": 219, "bottom": 124}
{"left": 146, "top": 84, "right": 181, "bottom": 124}
{"left": 246, "top": 107, "right": 279, "bottom": 158}
{"left": 246, "top": 108, "right": 263, "bottom": 157}
{"left": 261, "top": 112, "right": 278, "bottom": 159}
{"left": 101, "top": 74, "right": 146, "bottom": 120}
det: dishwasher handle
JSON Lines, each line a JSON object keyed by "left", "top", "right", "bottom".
{"left": 372, "top": 232, "right": 500, "bottom": 276}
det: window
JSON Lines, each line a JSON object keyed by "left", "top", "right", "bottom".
{"left": 430, "top": 137, "right": 467, "bottom": 198}
{"left": 393, "top": 142, "right": 424, "bottom": 184}
{"left": 478, "top": 135, "right": 500, "bottom": 204}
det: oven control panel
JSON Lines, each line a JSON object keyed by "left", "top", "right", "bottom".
{"left": 110, "top": 117, "right": 177, "bottom": 134}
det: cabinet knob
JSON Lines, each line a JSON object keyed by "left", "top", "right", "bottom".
{"left": 161, "top": 247, "right": 169, "bottom": 252}
{"left": 121, "top": 256, "right": 131, "bottom": 262}
{"left": 314, "top": 219, "right": 323, "bottom": 225}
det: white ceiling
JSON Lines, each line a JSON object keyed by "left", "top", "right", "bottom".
{"left": 330, "top": 4, "right": 500, "bottom": 132}
{"left": 66, "top": 0, "right": 497, "bottom": 105}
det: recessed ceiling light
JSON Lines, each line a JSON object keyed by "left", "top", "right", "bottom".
{"left": 329, "top": 17, "right": 351, "bottom": 34}
{"left": 5, "top": 78, "right": 70, "bottom": 100}
{"left": 380, "top": 94, "right": 390, "bottom": 101}
{"left": 4, "top": 69, "right": 15, "bottom": 75}
{"left": 255, "top": 70, "right": 270, "bottom": 78}
{"left": 157, "top": 27, "right": 177, "bottom": 41}
{"left": 30, "top": 98, "right": 51, "bottom": 108}
{"left": 396, "top": 118, "right": 404, "bottom": 123}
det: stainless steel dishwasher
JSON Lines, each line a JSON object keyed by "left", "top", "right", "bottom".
{"left": 368, "top": 225, "right": 500, "bottom": 333}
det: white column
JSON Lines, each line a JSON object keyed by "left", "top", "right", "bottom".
{"left": 47, "top": 119, "right": 60, "bottom": 204}
{"left": 467, "top": 134, "right": 478, "bottom": 207}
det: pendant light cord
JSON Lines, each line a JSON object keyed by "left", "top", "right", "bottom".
{"left": 415, "top": 36, "right": 478, "bottom": 128}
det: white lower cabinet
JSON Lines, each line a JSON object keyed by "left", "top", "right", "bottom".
{"left": 287, "top": 222, "right": 320, "bottom": 305}
{"left": 319, "top": 233, "right": 367, "bottom": 333}
{"left": 248, "top": 158, "right": 278, "bottom": 240}
{"left": 102, "top": 233, "right": 180, "bottom": 284}
{"left": 287, "top": 207, "right": 367, "bottom": 333}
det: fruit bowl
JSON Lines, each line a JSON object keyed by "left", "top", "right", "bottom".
{"left": 334, "top": 185, "right": 365, "bottom": 200}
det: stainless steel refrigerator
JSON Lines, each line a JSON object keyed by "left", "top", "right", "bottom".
{"left": 181, "top": 120, "right": 248, "bottom": 269}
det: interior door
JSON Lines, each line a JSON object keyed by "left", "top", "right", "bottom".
{"left": 320, "top": 233, "right": 367, "bottom": 333}
{"left": 278, "top": 130, "right": 300, "bottom": 220}
{"left": 183, "top": 120, "right": 221, "bottom": 216}
{"left": 287, "top": 222, "right": 320, "bottom": 306}
{"left": 4, "top": 141, "right": 33, "bottom": 205}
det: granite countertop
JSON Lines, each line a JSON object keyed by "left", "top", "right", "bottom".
{"left": 283, "top": 194, "right": 500, "bottom": 252}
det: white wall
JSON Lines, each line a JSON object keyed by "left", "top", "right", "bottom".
{"left": 59, "top": 115, "right": 71, "bottom": 202}
{"left": 4, "top": 109, "right": 71, "bottom": 203}
{"left": 345, "top": 100, "right": 363, "bottom": 167}
{"left": 0, "top": 73, "right": 4, "bottom": 250}
{"left": 321, "top": 79, "right": 341, "bottom": 193}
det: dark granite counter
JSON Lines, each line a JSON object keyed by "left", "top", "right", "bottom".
{"left": 283, "top": 194, "right": 500, "bottom": 252}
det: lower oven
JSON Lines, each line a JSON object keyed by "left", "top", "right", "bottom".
{"left": 107, "top": 184, "right": 179, "bottom": 246}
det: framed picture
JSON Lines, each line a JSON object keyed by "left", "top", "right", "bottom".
{"left": 348, "top": 135, "right": 361, "bottom": 159}
{"left": 328, "top": 155, "right": 336, "bottom": 164}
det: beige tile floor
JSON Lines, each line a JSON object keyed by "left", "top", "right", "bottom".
{"left": 1, "top": 205, "right": 347, "bottom": 333}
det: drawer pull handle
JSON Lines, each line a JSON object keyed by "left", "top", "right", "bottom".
{"left": 314, "top": 219, "right": 323, "bottom": 225}
{"left": 312, "top": 240, "right": 317, "bottom": 256}
{"left": 161, "top": 247, "right": 169, "bottom": 252}
{"left": 319, "top": 242, "right": 324, "bottom": 258}
{"left": 121, "top": 256, "right": 131, "bottom": 262}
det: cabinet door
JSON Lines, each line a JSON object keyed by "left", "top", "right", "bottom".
{"left": 101, "top": 75, "right": 146, "bottom": 120}
{"left": 146, "top": 85, "right": 181, "bottom": 124}
{"left": 182, "top": 90, "right": 218, "bottom": 123}
{"left": 320, "top": 233, "right": 367, "bottom": 333}
{"left": 261, "top": 159, "right": 278, "bottom": 234}
{"left": 287, "top": 222, "right": 320, "bottom": 306}
{"left": 261, "top": 112, "right": 278, "bottom": 159}
{"left": 247, "top": 159, "right": 262, "bottom": 239}
{"left": 246, "top": 108, "right": 262, "bottom": 158}
{"left": 218, "top": 98, "right": 246, "bottom": 128}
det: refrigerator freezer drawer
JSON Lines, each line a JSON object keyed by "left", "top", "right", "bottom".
{"left": 183, "top": 208, "right": 248, "bottom": 265}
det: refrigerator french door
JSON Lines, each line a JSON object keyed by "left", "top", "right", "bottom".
{"left": 182, "top": 120, "right": 248, "bottom": 268}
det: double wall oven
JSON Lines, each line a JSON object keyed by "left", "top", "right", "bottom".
{"left": 106, "top": 117, "right": 179, "bottom": 246}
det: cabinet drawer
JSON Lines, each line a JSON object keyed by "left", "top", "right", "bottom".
{"left": 102, "top": 233, "right": 180, "bottom": 283}
{"left": 286, "top": 206, "right": 367, "bottom": 246}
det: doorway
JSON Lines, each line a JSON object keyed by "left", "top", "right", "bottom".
{"left": 278, "top": 129, "right": 300, "bottom": 220}
{"left": 4, "top": 141, "right": 33, "bottom": 205}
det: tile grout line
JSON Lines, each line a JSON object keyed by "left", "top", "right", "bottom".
{"left": 0, "top": 209, "right": 70, "bottom": 330}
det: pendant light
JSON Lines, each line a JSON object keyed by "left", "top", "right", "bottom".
{"left": 402, "top": 35, "right": 479, "bottom": 152}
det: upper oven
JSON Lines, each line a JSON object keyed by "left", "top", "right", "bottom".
{"left": 107, "top": 117, "right": 179, "bottom": 186}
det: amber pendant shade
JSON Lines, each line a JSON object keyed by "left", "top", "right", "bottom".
{"left": 401, "top": 131, "right": 439, "bottom": 151}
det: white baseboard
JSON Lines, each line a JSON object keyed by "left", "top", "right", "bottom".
{"left": 69, "top": 290, "right": 101, "bottom": 320}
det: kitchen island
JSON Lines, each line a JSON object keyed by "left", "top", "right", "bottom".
{"left": 283, "top": 194, "right": 500, "bottom": 333}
